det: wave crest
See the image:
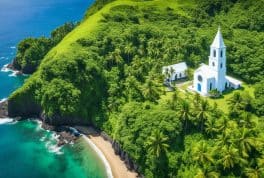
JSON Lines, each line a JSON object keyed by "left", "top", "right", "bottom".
{"left": 0, "top": 118, "right": 14, "bottom": 125}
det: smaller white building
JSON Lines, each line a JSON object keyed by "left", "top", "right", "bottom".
{"left": 162, "top": 62, "right": 188, "bottom": 82}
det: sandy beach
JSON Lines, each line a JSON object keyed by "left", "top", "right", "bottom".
{"left": 76, "top": 126, "right": 138, "bottom": 178}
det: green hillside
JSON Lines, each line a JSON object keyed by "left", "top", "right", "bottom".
{"left": 9, "top": 0, "right": 264, "bottom": 177}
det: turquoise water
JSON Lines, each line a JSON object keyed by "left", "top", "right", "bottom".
{"left": 0, "top": 120, "right": 107, "bottom": 178}
{"left": 0, "top": 0, "right": 108, "bottom": 177}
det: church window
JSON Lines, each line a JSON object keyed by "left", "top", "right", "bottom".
{"left": 179, "top": 73, "right": 182, "bottom": 78}
{"left": 220, "top": 63, "right": 223, "bottom": 68}
{"left": 213, "top": 50, "right": 216, "bottom": 57}
{"left": 210, "top": 83, "right": 212, "bottom": 90}
{"left": 212, "top": 62, "right": 215, "bottom": 66}
{"left": 220, "top": 50, "right": 223, "bottom": 57}
{"left": 198, "top": 75, "right": 203, "bottom": 82}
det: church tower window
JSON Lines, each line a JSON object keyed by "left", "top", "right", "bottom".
{"left": 220, "top": 63, "right": 223, "bottom": 68}
{"left": 212, "top": 62, "right": 215, "bottom": 66}
{"left": 213, "top": 50, "right": 216, "bottom": 57}
{"left": 198, "top": 75, "right": 203, "bottom": 82}
{"left": 220, "top": 50, "right": 223, "bottom": 57}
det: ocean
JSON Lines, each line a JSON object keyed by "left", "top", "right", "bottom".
{"left": 0, "top": 0, "right": 108, "bottom": 177}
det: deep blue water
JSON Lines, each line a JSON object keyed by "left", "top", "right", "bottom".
{"left": 0, "top": 1, "right": 108, "bottom": 178}
{"left": 0, "top": 0, "right": 93, "bottom": 99}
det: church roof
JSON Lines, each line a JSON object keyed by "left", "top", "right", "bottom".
{"left": 162, "top": 62, "right": 187, "bottom": 73}
{"left": 211, "top": 27, "right": 226, "bottom": 48}
{"left": 195, "top": 64, "right": 216, "bottom": 79}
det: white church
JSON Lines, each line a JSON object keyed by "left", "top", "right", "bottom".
{"left": 192, "top": 27, "right": 242, "bottom": 96}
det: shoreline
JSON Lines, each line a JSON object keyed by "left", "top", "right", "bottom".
{"left": 77, "top": 126, "right": 138, "bottom": 178}
{"left": 0, "top": 98, "right": 139, "bottom": 178}
{"left": 82, "top": 135, "right": 114, "bottom": 178}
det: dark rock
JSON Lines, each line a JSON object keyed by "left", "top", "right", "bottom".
{"left": 16, "top": 71, "right": 23, "bottom": 76}
{"left": 8, "top": 94, "right": 41, "bottom": 118}
{"left": 0, "top": 100, "right": 8, "bottom": 118}
{"left": 41, "top": 112, "right": 91, "bottom": 126}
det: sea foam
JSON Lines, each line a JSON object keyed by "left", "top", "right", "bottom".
{"left": 0, "top": 98, "right": 7, "bottom": 103}
{"left": 45, "top": 133, "right": 63, "bottom": 155}
{"left": 0, "top": 118, "right": 14, "bottom": 125}
{"left": 1, "top": 64, "right": 12, "bottom": 72}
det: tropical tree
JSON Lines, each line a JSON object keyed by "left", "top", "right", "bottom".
{"left": 239, "top": 112, "right": 256, "bottom": 128}
{"left": 193, "top": 93, "right": 201, "bottom": 106}
{"left": 194, "top": 168, "right": 219, "bottom": 178}
{"left": 215, "top": 128, "right": 234, "bottom": 147}
{"left": 196, "top": 99, "right": 210, "bottom": 131}
{"left": 205, "top": 117, "right": 218, "bottom": 137}
{"left": 141, "top": 78, "right": 160, "bottom": 102}
{"left": 169, "top": 67, "right": 175, "bottom": 86}
{"left": 228, "top": 92, "right": 244, "bottom": 117}
{"left": 124, "top": 42, "right": 134, "bottom": 62}
{"left": 179, "top": 100, "right": 192, "bottom": 133}
{"left": 217, "top": 145, "right": 247, "bottom": 170}
{"left": 146, "top": 130, "right": 169, "bottom": 158}
{"left": 192, "top": 141, "right": 214, "bottom": 167}
{"left": 244, "top": 167, "right": 264, "bottom": 178}
{"left": 167, "top": 89, "right": 180, "bottom": 110}
{"left": 233, "top": 127, "right": 256, "bottom": 158}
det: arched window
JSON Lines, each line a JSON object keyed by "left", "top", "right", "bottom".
{"left": 210, "top": 83, "right": 212, "bottom": 90}
{"left": 198, "top": 75, "right": 203, "bottom": 82}
{"left": 212, "top": 62, "right": 215, "bottom": 66}
{"left": 220, "top": 63, "right": 223, "bottom": 68}
{"left": 179, "top": 73, "right": 182, "bottom": 78}
{"left": 213, "top": 50, "right": 216, "bottom": 57}
{"left": 220, "top": 50, "right": 223, "bottom": 57}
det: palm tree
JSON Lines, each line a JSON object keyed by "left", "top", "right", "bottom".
{"left": 164, "top": 67, "right": 170, "bottom": 84}
{"left": 124, "top": 42, "right": 134, "bottom": 63}
{"left": 179, "top": 100, "right": 191, "bottom": 133}
{"left": 141, "top": 79, "right": 160, "bottom": 102}
{"left": 169, "top": 67, "right": 175, "bottom": 86}
{"left": 257, "top": 155, "right": 264, "bottom": 168}
{"left": 196, "top": 99, "right": 210, "bottom": 132}
{"left": 215, "top": 116, "right": 235, "bottom": 132}
{"left": 194, "top": 168, "right": 219, "bottom": 178}
{"left": 228, "top": 92, "right": 244, "bottom": 116}
{"left": 218, "top": 145, "right": 247, "bottom": 170}
{"left": 192, "top": 141, "right": 214, "bottom": 166}
{"left": 244, "top": 167, "right": 264, "bottom": 178}
{"left": 193, "top": 93, "right": 201, "bottom": 106}
{"left": 215, "top": 128, "right": 233, "bottom": 147}
{"left": 112, "top": 48, "right": 123, "bottom": 66}
{"left": 233, "top": 127, "right": 256, "bottom": 158}
{"left": 205, "top": 117, "right": 218, "bottom": 137}
{"left": 240, "top": 112, "right": 256, "bottom": 128}
{"left": 146, "top": 130, "right": 169, "bottom": 158}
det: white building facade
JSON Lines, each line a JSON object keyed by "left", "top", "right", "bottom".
{"left": 162, "top": 62, "right": 187, "bottom": 82}
{"left": 193, "top": 28, "right": 242, "bottom": 95}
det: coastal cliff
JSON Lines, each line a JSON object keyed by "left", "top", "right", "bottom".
{"left": 8, "top": 0, "right": 264, "bottom": 177}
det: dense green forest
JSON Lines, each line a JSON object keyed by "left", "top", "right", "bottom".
{"left": 13, "top": 22, "right": 76, "bottom": 74}
{"left": 9, "top": 0, "right": 264, "bottom": 177}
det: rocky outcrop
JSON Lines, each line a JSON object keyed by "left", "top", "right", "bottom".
{"left": 40, "top": 112, "right": 91, "bottom": 126}
{"left": 41, "top": 121, "right": 80, "bottom": 146}
{"left": 8, "top": 95, "right": 41, "bottom": 118}
{"left": 0, "top": 100, "right": 8, "bottom": 118}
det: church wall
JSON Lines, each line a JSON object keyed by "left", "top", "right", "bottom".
{"left": 193, "top": 72, "right": 208, "bottom": 95}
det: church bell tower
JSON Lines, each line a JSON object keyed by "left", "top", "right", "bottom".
{"left": 209, "top": 27, "right": 226, "bottom": 92}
